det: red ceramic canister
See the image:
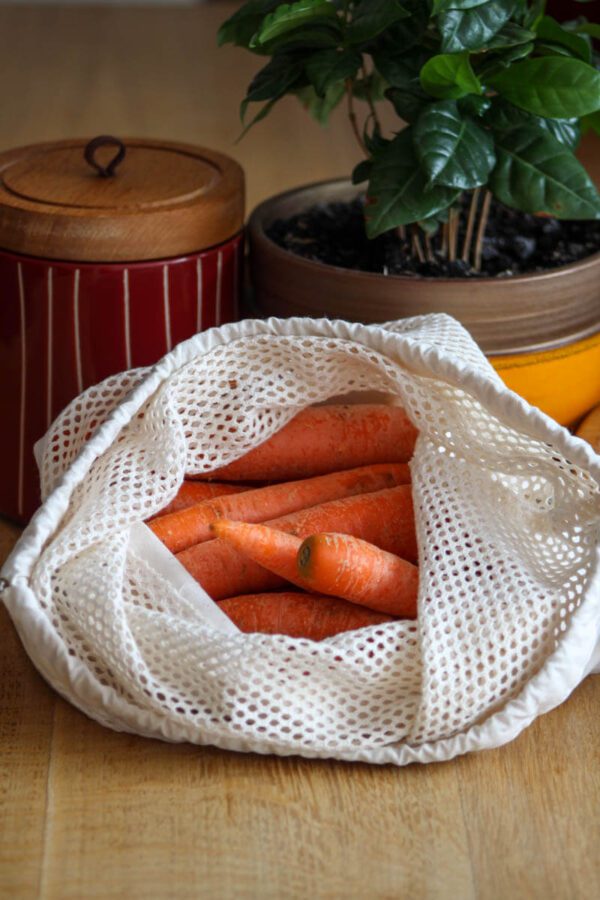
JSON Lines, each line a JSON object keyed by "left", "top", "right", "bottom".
{"left": 0, "top": 136, "right": 245, "bottom": 522}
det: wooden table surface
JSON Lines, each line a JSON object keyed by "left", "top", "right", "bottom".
{"left": 1, "top": 5, "right": 599, "bottom": 899}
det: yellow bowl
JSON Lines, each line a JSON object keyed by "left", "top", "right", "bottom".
{"left": 491, "top": 331, "right": 600, "bottom": 427}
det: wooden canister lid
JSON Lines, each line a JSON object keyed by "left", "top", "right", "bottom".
{"left": 0, "top": 136, "right": 245, "bottom": 262}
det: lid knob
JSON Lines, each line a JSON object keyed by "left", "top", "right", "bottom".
{"left": 84, "top": 135, "right": 126, "bottom": 178}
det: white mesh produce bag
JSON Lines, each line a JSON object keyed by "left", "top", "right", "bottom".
{"left": 2, "top": 314, "right": 600, "bottom": 766}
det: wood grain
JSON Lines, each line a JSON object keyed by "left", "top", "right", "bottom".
{"left": 0, "top": 4, "right": 599, "bottom": 899}
{"left": 0, "top": 138, "right": 245, "bottom": 261}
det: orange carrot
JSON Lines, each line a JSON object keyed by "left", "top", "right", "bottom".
{"left": 149, "top": 462, "right": 411, "bottom": 553}
{"left": 297, "top": 533, "right": 418, "bottom": 618}
{"left": 217, "top": 592, "right": 394, "bottom": 640}
{"left": 149, "top": 481, "right": 248, "bottom": 519}
{"left": 192, "top": 404, "right": 417, "bottom": 481}
{"left": 177, "top": 485, "right": 416, "bottom": 600}
{"left": 210, "top": 520, "right": 303, "bottom": 584}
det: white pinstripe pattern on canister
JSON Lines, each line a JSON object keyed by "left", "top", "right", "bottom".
{"left": 73, "top": 269, "right": 83, "bottom": 394}
{"left": 46, "top": 268, "right": 54, "bottom": 429}
{"left": 17, "top": 262, "right": 26, "bottom": 517}
{"left": 123, "top": 268, "right": 132, "bottom": 369}
{"left": 216, "top": 250, "right": 223, "bottom": 325}
{"left": 163, "top": 265, "right": 172, "bottom": 352}
{"left": 196, "top": 257, "right": 203, "bottom": 333}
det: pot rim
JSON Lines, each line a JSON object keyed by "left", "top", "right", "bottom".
{"left": 248, "top": 177, "right": 600, "bottom": 286}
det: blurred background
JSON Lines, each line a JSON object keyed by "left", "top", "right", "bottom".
{"left": 0, "top": 1, "right": 591, "bottom": 212}
{"left": 0, "top": 0, "right": 366, "bottom": 212}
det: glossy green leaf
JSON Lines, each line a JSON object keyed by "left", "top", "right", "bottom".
{"left": 486, "top": 97, "right": 580, "bottom": 148}
{"left": 255, "top": 0, "right": 337, "bottom": 46}
{"left": 483, "top": 22, "right": 536, "bottom": 49}
{"left": 438, "top": 0, "right": 516, "bottom": 53}
{"left": 490, "top": 126, "right": 600, "bottom": 219}
{"left": 433, "top": 0, "right": 490, "bottom": 11}
{"left": 477, "top": 40, "right": 534, "bottom": 79}
{"left": 458, "top": 94, "right": 491, "bottom": 117}
{"left": 218, "top": 0, "right": 280, "bottom": 48}
{"left": 365, "top": 129, "right": 459, "bottom": 236}
{"left": 347, "top": 0, "right": 410, "bottom": 45}
{"left": 490, "top": 57, "right": 600, "bottom": 118}
{"left": 420, "top": 53, "right": 482, "bottom": 99}
{"left": 305, "top": 48, "right": 362, "bottom": 96}
{"left": 536, "top": 16, "right": 591, "bottom": 62}
{"left": 413, "top": 100, "right": 495, "bottom": 188}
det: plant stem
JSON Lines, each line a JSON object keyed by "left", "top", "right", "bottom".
{"left": 448, "top": 207, "right": 459, "bottom": 262}
{"left": 411, "top": 226, "right": 426, "bottom": 263}
{"left": 441, "top": 221, "right": 448, "bottom": 258}
{"left": 424, "top": 233, "right": 434, "bottom": 263}
{"left": 361, "top": 63, "right": 382, "bottom": 132}
{"left": 461, "top": 188, "right": 481, "bottom": 265}
{"left": 474, "top": 190, "right": 492, "bottom": 272}
{"left": 396, "top": 224, "right": 406, "bottom": 242}
{"left": 346, "top": 78, "right": 367, "bottom": 155}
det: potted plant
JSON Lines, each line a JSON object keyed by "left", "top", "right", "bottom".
{"left": 219, "top": 0, "right": 600, "bottom": 423}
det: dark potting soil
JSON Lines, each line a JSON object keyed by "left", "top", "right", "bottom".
{"left": 266, "top": 196, "right": 600, "bottom": 278}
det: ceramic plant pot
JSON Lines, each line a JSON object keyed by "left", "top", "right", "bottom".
{"left": 248, "top": 178, "right": 600, "bottom": 427}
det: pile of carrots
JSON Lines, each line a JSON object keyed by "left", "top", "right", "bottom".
{"left": 147, "top": 404, "right": 420, "bottom": 641}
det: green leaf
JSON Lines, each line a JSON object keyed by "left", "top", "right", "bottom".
{"left": 524, "top": 0, "right": 546, "bottom": 30}
{"left": 236, "top": 97, "right": 280, "bottom": 140}
{"left": 438, "top": 0, "right": 516, "bottom": 53}
{"left": 490, "top": 126, "right": 600, "bottom": 219}
{"left": 240, "top": 54, "right": 305, "bottom": 121}
{"left": 385, "top": 85, "right": 429, "bottom": 123}
{"left": 536, "top": 16, "right": 591, "bottom": 62}
{"left": 483, "top": 22, "right": 536, "bottom": 49}
{"left": 365, "top": 129, "right": 459, "bottom": 236}
{"left": 486, "top": 97, "right": 580, "bottom": 149}
{"left": 378, "top": 0, "right": 429, "bottom": 52}
{"left": 258, "top": 23, "right": 341, "bottom": 53}
{"left": 433, "top": 0, "right": 491, "bottom": 11}
{"left": 420, "top": 53, "right": 482, "bottom": 100}
{"left": 305, "top": 48, "right": 362, "bottom": 96}
{"left": 347, "top": 0, "right": 410, "bottom": 45}
{"left": 490, "top": 57, "right": 600, "bottom": 118}
{"left": 352, "top": 159, "right": 372, "bottom": 184}
{"left": 218, "top": 0, "right": 280, "bottom": 48}
{"left": 352, "top": 70, "right": 388, "bottom": 103}
{"left": 568, "top": 22, "right": 600, "bottom": 39}
{"left": 294, "top": 80, "right": 345, "bottom": 123}
{"left": 478, "top": 39, "right": 535, "bottom": 80}
{"left": 581, "top": 111, "right": 600, "bottom": 137}
{"left": 413, "top": 100, "right": 495, "bottom": 189}
{"left": 363, "top": 123, "right": 390, "bottom": 155}
{"left": 458, "top": 94, "right": 491, "bottom": 117}
{"left": 255, "top": 0, "right": 337, "bottom": 46}
{"left": 372, "top": 49, "right": 427, "bottom": 89}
